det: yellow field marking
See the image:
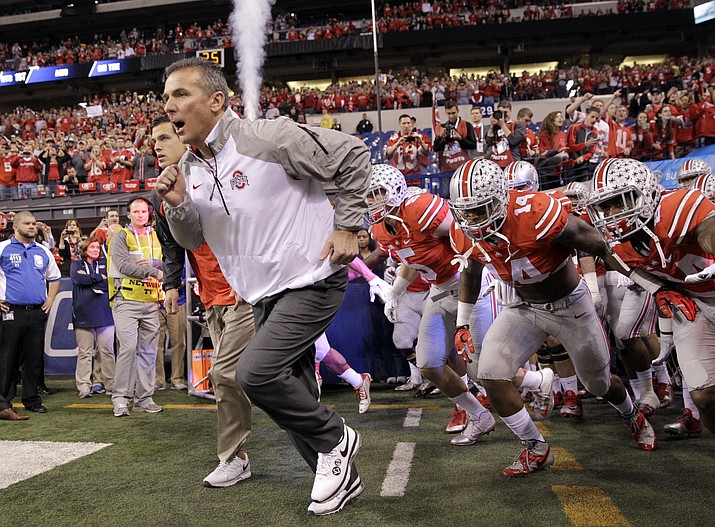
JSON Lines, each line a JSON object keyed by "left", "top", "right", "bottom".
{"left": 550, "top": 447, "right": 583, "bottom": 471}
{"left": 535, "top": 421, "right": 552, "bottom": 437}
{"left": 552, "top": 485, "right": 631, "bottom": 527}
{"left": 65, "top": 404, "right": 217, "bottom": 410}
{"left": 370, "top": 403, "right": 441, "bottom": 410}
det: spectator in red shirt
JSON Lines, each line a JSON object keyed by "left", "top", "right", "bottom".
{"left": 630, "top": 112, "right": 656, "bottom": 161}
{"left": 537, "top": 111, "right": 569, "bottom": 189}
{"left": 10, "top": 146, "right": 42, "bottom": 198}
{"left": 650, "top": 105, "right": 677, "bottom": 160}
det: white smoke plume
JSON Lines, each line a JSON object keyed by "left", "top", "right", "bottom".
{"left": 230, "top": 0, "right": 276, "bottom": 121}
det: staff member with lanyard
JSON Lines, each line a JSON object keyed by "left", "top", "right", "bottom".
{"left": 107, "top": 196, "right": 164, "bottom": 417}
{"left": 0, "top": 211, "right": 61, "bottom": 415}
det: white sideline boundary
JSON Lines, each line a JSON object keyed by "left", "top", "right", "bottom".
{"left": 0, "top": 440, "right": 111, "bottom": 489}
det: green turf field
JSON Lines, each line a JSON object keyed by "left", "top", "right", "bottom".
{"left": 1, "top": 378, "right": 713, "bottom": 527}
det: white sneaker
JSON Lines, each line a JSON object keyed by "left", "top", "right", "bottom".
{"left": 311, "top": 425, "right": 361, "bottom": 503}
{"left": 113, "top": 404, "right": 130, "bottom": 417}
{"left": 171, "top": 383, "right": 188, "bottom": 391}
{"left": 203, "top": 454, "right": 252, "bottom": 488}
{"left": 355, "top": 373, "right": 371, "bottom": 414}
{"left": 78, "top": 389, "right": 92, "bottom": 399}
{"left": 308, "top": 471, "right": 363, "bottom": 516}
{"left": 450, "top": 412, "right": 496, "bottom": 446}
{"left": 133, "top": 402, "right": 164, "bottom": 413}
{"left": 532, "top": 369, "right": 555, "bottom": 421}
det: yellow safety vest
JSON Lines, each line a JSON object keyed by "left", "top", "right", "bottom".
{"left": 107, "top": 227, "right": 164, "bottom": 303}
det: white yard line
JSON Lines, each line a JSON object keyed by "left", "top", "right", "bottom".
{"left": 0, "top": 441, "right": 111, "bottom": 489}
{"left": 402, "top": 407, "right": 422, "bottom": 427}
{"left": 380, "top": 442, "right": 416, "bottom": 497}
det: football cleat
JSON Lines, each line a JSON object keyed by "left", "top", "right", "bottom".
{"left": 532, "top": 369, "right": 555, "bottom": 421}
{"left": 655, "top": 382, "right": 674, "bottom": 408}
{"left": 395, "top": 377, "right": 421, "bottom": 391}
{"left": 553, "top": 391, "right": 564, "bottom": 410}
{"left": 626, "top": 409, "right": 657, "bottom": 451}
{"left": 502, "top": 439, "right": 554, "bottom": 477}
{"left": 559, "top": 390, "right": 583, "bottom": 419}
{"left": 450, "top": 411, "right": 496, "bottom": 446}
{"left": 445, "top": 406, "right": 467, "bottom": 434}
{"left": 477, "top": 392, "right": 492, "bottom": 410}
{"left": 637, "top": 391, "right": 660, "bottom": 418}
{"left": 664, "top": 409, "right": 702, "bottom": 438}
{"left": 354, "top": 373, "right": 372, "bottom": 414}
{"left": 414, "top": 380, "right": 439, "bottom": 398}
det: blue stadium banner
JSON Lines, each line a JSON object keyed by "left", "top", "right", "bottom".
{"left": 88, "top": 58, "right": 141, "bottom": 77}
{"left": 0, "top": 58, "right": 141, "bottom": 88}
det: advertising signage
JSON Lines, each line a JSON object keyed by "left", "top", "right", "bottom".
{"left": 0, "top": 58, "right": 141, "bottom": 88}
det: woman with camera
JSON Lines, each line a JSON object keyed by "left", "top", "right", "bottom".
{"left": 71, "top": 237, "right": 115, "bottom": 398}
{"left": 58, "top": 219, "right": 84, "bottom": 276}
{"left": 39, "top": 144, "right": 71, "bottom": 195}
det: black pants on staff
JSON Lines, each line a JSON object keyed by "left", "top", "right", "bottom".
{"left": 235, "top": 268, "right": 348, "bottom": 472}
{"left": 0, "top": 306, "right": 47, "bottom": 409}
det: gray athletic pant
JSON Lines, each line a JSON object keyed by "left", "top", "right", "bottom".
{"left": 234, "top": 268, "right": 348, "bottom": 473}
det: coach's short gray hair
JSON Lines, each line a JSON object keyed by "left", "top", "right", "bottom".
{"left": 165, "top": 58, "right": 229, "bottom": 110}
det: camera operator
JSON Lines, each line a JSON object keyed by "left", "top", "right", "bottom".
{"left": 485, "top": 100, "right": 526, "bottom": 168}
{"left": 386, "top": 114, "right": 432, "bottom": 176}
{"left": 433, "top": 100, "right": 476, "bottom": 173}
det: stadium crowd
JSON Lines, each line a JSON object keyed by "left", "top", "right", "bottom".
{"left": 1, "top": 56, "right": 714, "bottom": 199}
{"left": 0, "top": 0, "right": 691, "bottom": 71}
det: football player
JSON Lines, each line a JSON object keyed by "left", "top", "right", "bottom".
{"left": 450, "top": 159, "right": 659, "bottom": 477}
{"left": 587, "top": 157, "right": 715, "bottom": 436}
{"left": 365, "top": 164, "right": 499, "bottom": 446}
{"left": 676, "top": 158, "right": 712, "bottom": 189}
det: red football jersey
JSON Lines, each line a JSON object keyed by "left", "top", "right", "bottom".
{"left": 545, "top": 189, "right": 573, "bottom": 214}
{"left": 371, "top": 193, "right": 458, "bottom": 285}
{"left": 450, "top": 191, "right": 572, "bottom": 286}
{"left": 612, "top": 189, "right": 715, "bottom": 298}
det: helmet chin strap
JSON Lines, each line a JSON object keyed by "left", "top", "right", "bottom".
{"left": 385, "top": 205, "right": 410, "bottom": 237}
{"left": 639, "top": 221, "right": 667, "bottom": 268}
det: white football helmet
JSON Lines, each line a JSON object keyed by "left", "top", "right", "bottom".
{"left": 405, "top": 186, "right": 427, "bottom": 198}
{"left": 504, "top": 161, "right": 539, "bottom": 191}
{"left": 677, "top": 158, "right": 712, "bottom": 189}
{"left": 689, "top": 173, "right": 715, "bottom": 201}
{"left": 562, "top": 181, "right": 589, "bottom": 211}
{"left": 367, "top": 164, "right": 408, "bottom": 224}
{"left": 449, "top": 159, "right": 508, "bottom": 240}
{"left": 586, "top": 158, "right": 661, "bottom": 242}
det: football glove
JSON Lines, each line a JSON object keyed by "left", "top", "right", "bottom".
{"left": 652, "top": 334, "right": 675, "bottom": 366}
{"left": 684, "top": 263, "right": 715, "bottom": 284}
{"left": 368, "top": 276, "right": 391, "bottom": 303}
{"left": 654, "top": 288, "right": 699, "bottom": 322}
{"left": 384, "top": 294, "right": 400, "bottom": 323}
{"left": 454, "top": 325, "right": 475, "bottom": 363}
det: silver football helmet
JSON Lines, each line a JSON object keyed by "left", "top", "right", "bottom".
{"left": 504, "top": 161, "right": 539, "bottom": 191}
{"left": 367, "top": 164, "right": 408, "bottom": 224}
{"left": 689, "top": 173, "right": 715, "bottom": 201}
{"left": 449, "top": 159, "right": 508, "bottom": 240}
{"left": 562, "top": 181, "right": 589, "bottom": 211}
{"left": 677, "top": 158, "right": 712, "bottom": 189}
{"left": 586, "top": 158, "right": 661, "bottom": 242}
